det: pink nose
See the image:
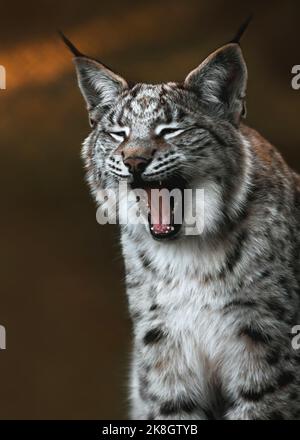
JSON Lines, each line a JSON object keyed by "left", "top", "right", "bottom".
{"left": 123, "top": 156, "right": 150, "bottom": 174}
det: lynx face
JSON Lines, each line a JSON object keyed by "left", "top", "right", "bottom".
{"left": 73, "top": 42, "right": 248, "bottom": 240}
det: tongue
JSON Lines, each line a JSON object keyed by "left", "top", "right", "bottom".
{"left": 146, "top": 188, "right": 173, "bottom": 234}
{"left": 152, "top": 223, "right": 171, "bottom": 234}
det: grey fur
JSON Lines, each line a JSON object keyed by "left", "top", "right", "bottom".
{"left": 68, "top": 38, "right": 300, "bottom": 420}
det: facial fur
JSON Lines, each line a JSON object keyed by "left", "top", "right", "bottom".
{"left": 78, "top": 43, "right": 250, "bottom": 239}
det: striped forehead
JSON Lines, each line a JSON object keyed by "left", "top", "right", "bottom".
{"left": 125, "top": 84, "right": 166, "bottom": 120}
{"left": 110, "top": 83, "right": 182, "bottom": 133}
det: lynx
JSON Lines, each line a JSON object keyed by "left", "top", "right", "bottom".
{"left": 61, "top": 21, "right": 300, "bottom": 419}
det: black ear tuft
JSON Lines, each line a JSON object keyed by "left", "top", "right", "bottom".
{"left": 58, "top": 30, "right": 85, "bottom": 57}
{"left": 229, "top": 14, "right": 253, "bottom": 45}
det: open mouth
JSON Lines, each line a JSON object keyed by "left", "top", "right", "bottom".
{"left": 131, "top": 176, "right": 186, "bottom": 240}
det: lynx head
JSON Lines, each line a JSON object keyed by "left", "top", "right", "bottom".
{"left": 62, "top": 21, "right": 251, "bottom": 241}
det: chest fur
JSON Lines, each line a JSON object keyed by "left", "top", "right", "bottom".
{"left": 122, "top": 233, "right": 240, "bottom": 362}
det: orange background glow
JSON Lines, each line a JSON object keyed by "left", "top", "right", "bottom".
{"left": 0, "top": 0, "right": 299, "bottom": 419}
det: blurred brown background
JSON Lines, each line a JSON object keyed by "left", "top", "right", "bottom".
{"left": 0, "top": 0, "right": 299, "bottom": 419}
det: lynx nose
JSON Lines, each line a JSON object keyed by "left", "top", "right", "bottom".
{"left": 123, "top": 156, "right": 151, "bottom": 174}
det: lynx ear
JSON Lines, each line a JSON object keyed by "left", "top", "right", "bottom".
{"left": 73, "top": 57, "right": 128, "bottom": 110}
{"left": 59, "top": 31, "right": 128, "bottom": 110}
{"left": 184, "top": 43, "right": 247, "bottom": 125}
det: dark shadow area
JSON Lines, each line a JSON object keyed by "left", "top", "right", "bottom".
{"left": 0, "top": 0, "right": 299, "bottom": 419}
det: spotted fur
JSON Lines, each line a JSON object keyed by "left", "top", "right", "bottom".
{"left": 68, "top": 36, "right": 300, "bottom": 419}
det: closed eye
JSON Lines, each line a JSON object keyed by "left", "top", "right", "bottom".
{"left": 155, "top": 125, "right": 185, "bottom": 139}
{"left": 108, "top": 130, "right": 127, "bottom": 142}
